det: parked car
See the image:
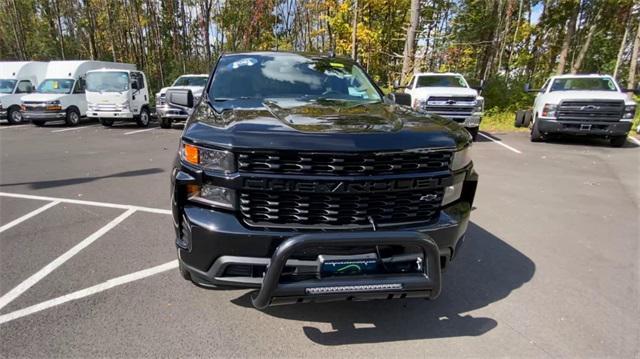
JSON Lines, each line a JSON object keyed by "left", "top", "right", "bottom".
{"left": 403, "top": 72, "right": 484, "bottom": 140}
{"left": 85, "top": 67, "right": 151, "bottom": 127}
{"left": 0, "top": 61, "right": 47, "bottom": 124}
{"left": 516, "top": 74, "right": 638, "bottom": 146}
{"left": 20, "top": 61, "right": 133, "bottom": 127}
{"left": 155, "top": 74, "right": 207, "bottom": 128}
{"left": 167, "top": 52, "right": 478, "bottom": 309}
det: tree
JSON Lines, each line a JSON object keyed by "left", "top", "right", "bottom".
{"left": 401, "top": 0, "right": 420, "bottom": 82}
{"left": 556, "top": 1, "right": 579, "bottom": 75}
{"left": 628, "top": 17, "right": 640, "bottom": 89}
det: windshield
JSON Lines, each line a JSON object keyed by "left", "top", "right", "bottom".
{"left": 37, "top": 79, "right": 75, "bottom": 94}
{"left": 0, "top": 80, "right": 17, "bottom": 94}
{"left": 209, "top": 54, "right": 382, "bottom": 104}
{"left": 415, "top": 75, "right": 467, "bottom": 88}
{"left": 550, "top": 78, "right": 617, "bottom": 92}
{"left": 173, "top": 76, "right": 208, "bottom": 87}
{"left": 86, "top": 72, "right": 129, "bottom": 92}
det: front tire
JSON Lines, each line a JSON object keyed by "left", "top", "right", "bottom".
{"left": 100, "top": 118, "right": 114, "bottom": 127}
{"left": 530, "top": 117, "right": 544, "bottom": 142}
{"left": 136, "top": 107, "right": 150, "bottom": 127}
{"left": 514, "top": 110, "right": 524, "bottom": 127}
{"left": 159, "top": 117, "right": 172, "bottom": 129}
{"left": 467, "top": 126, "right": 479, "bottom": 141}
{"left": 7, "top": 106, "right": 23, "bottom": 124}
{"left": 609, "top": 135, "right": 627, "bottom": 147}
{"left": 65, "top": 108, "right": 80, "bottom": 126}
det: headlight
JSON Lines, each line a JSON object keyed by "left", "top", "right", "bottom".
{"left": 413, "top": 98, "right": 426, "bottom": 110}
{"left": 474, "top": 98, "right": 484, "bottom": 112}
{"left": 187, "top": 184, "right": 236, "bottom": 209}
{"left": 450, "top": 146, "right": 472, "bottom": 171}
{"left": 623, "top": 105, "right": 636, "bottom": 119}
{"left": 542, "top": 104, "right": 557, "bottom": 118}
{"left": 181, "top": 142, "right": 236, "bottom": 173}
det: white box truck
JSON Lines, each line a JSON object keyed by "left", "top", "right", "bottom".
{"left": 403, "top": 72, "right": 484, "bottom": 140}
{"left": 0, "top": 61, "right": 48, "bottom": 124}
{"left": 20, "top": 61, "right": 133, "bottom": 126}
{"left": 85, "top": 67, "right": 151, "bottom": 127}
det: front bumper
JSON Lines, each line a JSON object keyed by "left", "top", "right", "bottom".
{"left": 22, "top": 110, "right": 66, "bottom": 121}
{"left": 537, "top": 118, "right": 631, "bottom": 136}
{"left": 0, "top": 109, "right": 6, "bottom": 120}
{"left": 156, "top": 104, "right": 189, "bottom": 120}
{"left": 87, "top": 110, "right": 134, "bottom": 119}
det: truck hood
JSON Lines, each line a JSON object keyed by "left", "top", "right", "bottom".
{"left": 410, "top": 87, "right": 478, "bottom": 99}
{"left": 157, "top": 86, "right": 205, "bottom": 96}
{"left": 540, "top": 91, "right": 633, "bottom": 105}
{"left": 183, "top": 99, "right": 470, "bottom": 152}
{"left": 19, "top": 93, "right": 67, "bottom": 102}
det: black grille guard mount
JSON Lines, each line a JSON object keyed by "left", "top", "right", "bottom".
{"left": 251, "top": 231, "right": 442, "bottom": 309}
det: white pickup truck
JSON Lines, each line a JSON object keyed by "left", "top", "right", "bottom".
{"left": 516, "top": 74, "right": 638, "bottom": 146}
{"left": 403, "top": 72, "right": 484, "bottom": 140}
{"left": 155, "top": 74, "right": 207, "bottom": 128}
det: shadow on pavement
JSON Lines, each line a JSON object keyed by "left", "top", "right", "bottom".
{"left": 0, "top": 168, "right": 164, "bottom": 189}
{"left": 540, "top": 135, "right": 639, "bottom": 149}
{"left": 231, "top": 222, "right": 535, "bottom": 345}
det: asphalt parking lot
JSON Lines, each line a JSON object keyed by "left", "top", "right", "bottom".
{"left": 0, "top": 119, "right": 639, "bottom": 357}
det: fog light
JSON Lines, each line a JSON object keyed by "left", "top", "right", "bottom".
{"left": 189, "top": 184, "right": 236, "bottom": 209}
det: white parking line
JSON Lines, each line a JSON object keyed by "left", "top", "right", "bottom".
{"left": 0, "top": 192, "right": 171, "bottom": 215}
{"left": 51, "top": 125, "right": 99, "bottom": 133}
{"left": 628, "top": 136, "right": 640, "bottom": 146}
{"left": 0, "top": 260, "right": 178, "bottom": 325}
{"left": 0, "top": 124, "right": 29, "bottom": 130}
{"left": 0, "top": 201, "right": 60, "bottom": 234}
{"left": 0, "top": 209, "right": 136, "bottom": 311}
{"left": 478, "top": 132, "right": 522, "bottom": 154}
{"left": 124, "top": 128, "right": 156, "bottom": 135}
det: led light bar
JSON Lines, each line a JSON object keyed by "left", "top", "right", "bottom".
{"left": 305, "top": 283, "right": 403, "bottom": 295}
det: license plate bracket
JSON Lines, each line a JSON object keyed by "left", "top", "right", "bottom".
{"left": 318, "top": 253, "right": 380, "bottom": 277}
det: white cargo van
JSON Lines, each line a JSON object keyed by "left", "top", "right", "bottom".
{"left": 20, "top": 61, "right": 133, "bottom": 126}
{"left": 0, "top": 61, "right": 48, "bottom": 124}
{"left": 85, "top": 67, "right": 151, "bottom": 127}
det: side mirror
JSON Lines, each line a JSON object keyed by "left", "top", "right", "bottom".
{"left": 166, "top": 88, "right": 194, "bottom": 109}
{"left": 472, "top": 79, "right": 484, "bottom": 91}
{"left": 392, "top": 79, "right": 407, "bottom": 90}
{"left": 387, "top": 92, "right": 412, "bottom": 106}
{"left": 623, "top": 84, "right": 640, "bottom": 95}
{"left": 524, "top": 83, "right": 541, "bottom": 93}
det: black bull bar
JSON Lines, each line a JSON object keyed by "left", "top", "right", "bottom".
{"left": 251, "top": 231, "right": 442, "bottom": 309}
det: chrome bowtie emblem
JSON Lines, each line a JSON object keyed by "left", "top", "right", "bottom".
{"left": 581, "top": 105, "right": 599, "bottom": 110}
{"left": 420, "top": 194, "right": 438, "bottom": 201}
{"left": 446, "top": 100, "right": 456, "bottom": 105}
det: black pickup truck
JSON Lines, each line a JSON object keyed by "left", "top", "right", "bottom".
{"left": 168, "top": 52, "right": 478, "bottom": 309}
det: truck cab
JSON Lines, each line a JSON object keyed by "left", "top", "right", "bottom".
{"left": 85, "top": 68, "right": 151, "bottom": 127}
{"left": 155, "top": 74, "right": 207, "bottom": 128}
{"left": 20, "top": 61, "right": 133, "bottom": 127}
{"left": 0, "top": 61, "right": 47, "bottom": 124}
{"left": 404, "top": 72, "right": 484, "bottom": 140}
{"left": 517, "top": 74, "right": 638, "bottom": 147}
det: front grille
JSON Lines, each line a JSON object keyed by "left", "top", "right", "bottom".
{"left": 238, "top": 150, "right": 452, "bottom": 176}
{"left": 557, "top": 100, "right": 624, "bottom": 122}
{"left": 423, "top": 106, "right": 475, "bottom": 113}
{"left": 92, "top": 104, "right": 120, "bottom": 112}
{"left": 427, "top": 96, "right": 475, "bottom": 102}
{"left": 240, "top": 189, "right": 443, "bottom": 229}
{"left": 420, "top": 96, "right": 475, "bottom": 117}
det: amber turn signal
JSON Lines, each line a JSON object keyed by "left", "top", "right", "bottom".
{"left": 183, "top": 144, "right": 199, "bottom": 165}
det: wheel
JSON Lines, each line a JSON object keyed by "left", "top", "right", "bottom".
{"left": 514, "top": 110, "right": 524, "bottom": 127}
{"left": 530, "top": 116, "right": 544, "bottom": 142}
{"left": 100, "top": 118, "right": 114, "bottom": 127}
{"left": 467, "top": 126, "right": 479, "bottom": 141}
{"left": 136, "top": 107, "right": 150, "bottom": 127}
{"left": 523, "top": 110, "right": 532, "bottom": 127}
{"left": 159, "top": 117, "right": 172, "bottom": 129}
{"left": 65, "top": 108, "right": 80, "bottom": 126}
{"left": 178, "top": 261, "right": 191, "bottom": 281}
{"left": 32, "top": 120, "right": 46, "bottom": 127}
{"left": 7, "top": 106, "right": 24, "bottom": 124}
{"left": 609, "top": 135, "right": 627, "bottom": 147}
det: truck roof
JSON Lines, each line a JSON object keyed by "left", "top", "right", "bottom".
{"left": 413, "top": 72, "right": 464, "bottom": 77}
{"left": 552, "top": 74, "right": 612, "bottom": 79}
{"left": 45, "top": 61, "right": 135, "bottom": 79}
{"left": 0, "top": 61, "right": 48, "bottom": 79}
{"left": 86, "top": 66, "right": 138, "bottom": 74}
{"left": 178, "top": 74, "right": 208, "bottom": 77}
